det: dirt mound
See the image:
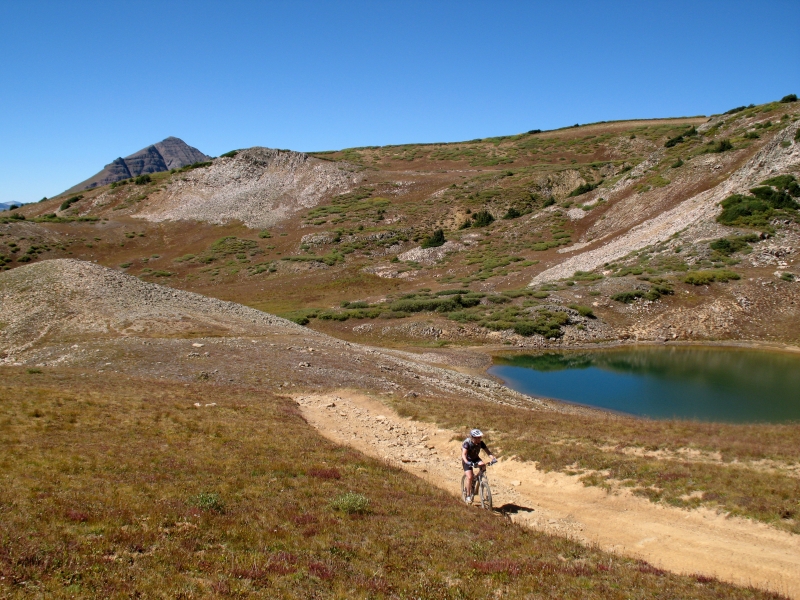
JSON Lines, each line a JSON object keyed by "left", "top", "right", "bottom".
{"left": 0, "top": 259, "right": 302, "bottom": 356}
{"left": 134, "top": 147, "right": 362, "bottom": 228}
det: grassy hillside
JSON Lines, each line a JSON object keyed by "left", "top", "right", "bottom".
{"left": 2, "top": 99, "right": 798, "bottom": 347}
{"left": 0, "top": 368, "right": 784, "bottom": 599}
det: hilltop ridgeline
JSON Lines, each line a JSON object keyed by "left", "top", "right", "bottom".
{"left": 64, "top": 136, "right": 210, "bottom": 194}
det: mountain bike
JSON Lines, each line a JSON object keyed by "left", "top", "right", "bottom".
{"left": 461, "top": 459, "right": 496, "bottom": 510}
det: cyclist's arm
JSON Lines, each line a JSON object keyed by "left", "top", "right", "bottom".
{"left": 461, "top": 446, "right": 471, "bottom": 465}
{"left": 481, "top": 441, "right": 496, "bottom": 463}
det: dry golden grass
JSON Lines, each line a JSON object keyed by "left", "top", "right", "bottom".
{"left": 0, "top": 368, "right": 785, "bottom": 598}
{"left": 390, "top": 394, "right": 800, "bottom": 534}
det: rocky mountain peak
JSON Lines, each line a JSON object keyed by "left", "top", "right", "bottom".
{"left": 64, "top": 137, "right": 210, "bottom": 194}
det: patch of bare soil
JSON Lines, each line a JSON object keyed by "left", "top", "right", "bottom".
{"left": 298, "top": 390, "right": 800, "bottom": 599}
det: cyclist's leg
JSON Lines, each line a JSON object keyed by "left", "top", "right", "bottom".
{"left": 462, "top": 462, "right": 474, "bottom": 502}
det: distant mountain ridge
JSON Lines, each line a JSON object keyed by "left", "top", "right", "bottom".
{"left": 64, "top": 137, "right": 210, "bottom": 194}
{"left": 0, "top": 202, "right": 21, "bottom": 212}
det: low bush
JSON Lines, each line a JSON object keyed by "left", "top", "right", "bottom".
{"left": 421, "top": 228, "right": 445, "bottom": 248}
{"left": 611, "top": 290, "right": 645, "bottom": 303}
{"left": 330, "top": 492, "right": 370, "bottom": 514}
{"left": 220, "top": 150, "right": 239, "bottom": 158}
{"left": 192, "top": 492, "right": 225, "bottom": 513}
{"left": 512, "top": 310, "right": 570, "bottom": 339}
{"left": 134, "top": 174, "right": 152, "bottom": 185}
{"left": 709, "top": 139, "right": 733, "bottom": 153}
{"left": 177, "top": 161, "right": 213, "bottom": 173}
{"left": 709, "top": 234, "right": 758, "bottom": 256}
{"left": 717, "top": 194, "right": 773, "bottom": 228}
{"left": 780, "top": 94, "right": 797, "bottom": 103}
{"left": 724, "top": 105, "right": 747, "bottom": 115}
{"left": 471, "top": 210, "right": 495, "bottom": 227}
{"left": 568, "top": 181, "right": 600, "bottom": 197}
{"left": 59, "top": 194, "right": 83, "bottom": 211}
{"left": 684, "top": 269, "right": 740, "bottom": 285}
{"left": 664, "top": 126, "right": 698, "bottom": 148}
{"left": 390, "top": 294, "right": 481, "bottom": 314}
{"left": 760, "top": 174, "right": 800, "bottom": 197}
{"left": 717, "top": 176, "right": 799, "bottom": 228}
{"left": 671, "top": 158, "right": 684, "bottom": 168}
{"left": 503, "top": 207, "right": 521, "bottom": 219}
{"left": 568, "top": 304, "right": 596, "bottom": 319}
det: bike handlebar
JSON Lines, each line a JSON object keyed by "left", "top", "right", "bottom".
{"left": 469, "top": 459, "right": 497, "bottom": 468}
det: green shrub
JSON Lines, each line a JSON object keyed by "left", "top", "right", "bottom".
{"left": 390, "top": 294, "right": 480, "bottom": 314}
{"left": 26, "top": 368, "right": 43, "bottom": 374}
{"left": 568, "top": 182, "right": 600, "bottom": 197}
{"left": 780, "top": 94, "right": 797, "bottom": 103}
{"left": 542, "top": 197, "right": 555, "bottom": 207}
{"left": 177, "top": 161, "right": 213, "bottom": 173}
{"left": 717, "top": 194, "right": 773, "bottom": 228}
{"left": 664, "top": 126, "right": 698, "bottom": 148}
{"left": 760, "top": 174, "right": 799, "bottom": 197}
{"left": 724, "top": 105, "right": 747, "bottom": 115}
{"left": 119, "top": 262, "right": 131, "bottom": 269}
{"left": 134, "top": 174, "right": 152, "bottom": 185}
{"left": 471, "top": 210, "right": 495, "bottom": 227}
{"left": 59, "top": 194, "right": 84, "bottom": 211}
{"left": 220, "top": 150, "right": 239, "bottom": 158}
{"left": 192, "top": 492, "right": 224, "bottom": 513}
{"left": 421, "top": 228, "right": 445, "bottom": 248}
{"left": 780, "top": 272, "right": 796, "bottom": 282}
{"left": 611, "top": 290, "right": 645, "bottom": 303}
{"left": 331, "top": 492, "right": 370, "bottom": 514}
{"left": 709, "top": 234, "right": 758, "bottom": 256}
{"left": 709, "top": 139, "right": 733, "bottom": 153}
{"left": 512, "top": 311, "right": 570, "bottom": 339}
{"left": 795, "top": 129, "right": 800, "bottom": 143}
{"left": 572, "top": 270, "right": 602, "bottom": 281}
{"left": 671, "top": 158, "right": 684, "bottom": 168}
{"left": 503, "top": 207, "right": 521, "bottom": 219}
{"left": 568, "top": 304, "right": 596, "bottom": 319}
{"left": 683, "top": 269, "right": 740, "bottom": 285}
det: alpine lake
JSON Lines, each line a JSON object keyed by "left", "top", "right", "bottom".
{"left": 489, "top": 346, "right": 800, "bottom": 423}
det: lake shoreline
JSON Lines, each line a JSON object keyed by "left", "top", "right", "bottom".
{"left": 485, "top": 343, "right": 800, "bottom": 424}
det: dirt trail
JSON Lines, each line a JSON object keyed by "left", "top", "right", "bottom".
{"left": 297, "top": 390, "right": 800, "bottom": 598}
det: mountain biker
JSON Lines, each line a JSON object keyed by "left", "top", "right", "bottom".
{"left": 462, "top": 429, "right": 496, "bottom": 504}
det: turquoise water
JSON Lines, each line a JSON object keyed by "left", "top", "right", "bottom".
{"left": 489, "top": 347, "right": 800, "bottom": 423}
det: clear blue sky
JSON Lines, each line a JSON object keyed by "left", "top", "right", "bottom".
{"left": 1, "top": 0, "right": 798, "bottom": 204}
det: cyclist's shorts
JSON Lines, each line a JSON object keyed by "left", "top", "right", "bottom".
{"left": 462, "top": 461, "right": 478, "bottom": 471}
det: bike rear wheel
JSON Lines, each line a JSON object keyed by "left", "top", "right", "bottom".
{"left": 478, "top": 478, "right": 493, "bottom": 510}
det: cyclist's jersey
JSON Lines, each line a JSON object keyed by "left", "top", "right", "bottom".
{"left": 462, "top": 438, "right": 490, "bottom": 463}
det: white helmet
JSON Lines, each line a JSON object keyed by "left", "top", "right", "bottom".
{"left": 470, "top": 429, "right": 483, "bottom": 438}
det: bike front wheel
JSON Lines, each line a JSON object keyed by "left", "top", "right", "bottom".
{"left": 478, "top": 478, "right": 493, "bottom": 510}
